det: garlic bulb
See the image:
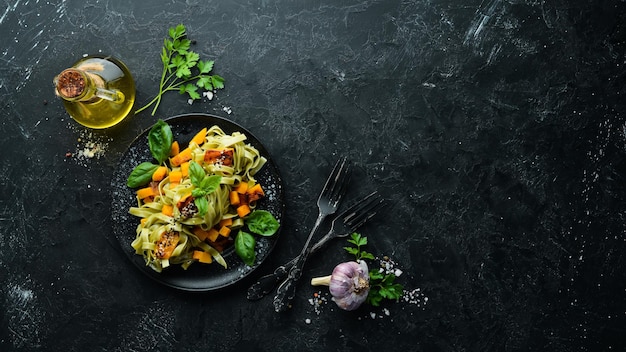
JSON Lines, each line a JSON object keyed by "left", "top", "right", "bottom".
{"left": 310, "top": 260, "right": 370, "bottom": 311}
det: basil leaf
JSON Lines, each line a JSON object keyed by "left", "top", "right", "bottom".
{"left": 200, "top": 175, "right": 222, "bottom": 194}
{"left": 191, "top": 188, "right": 206, "bottom": 198}
{"left": 148, "top": 120, "right": 173, "bottom": 164}
{"left": 188, "top": 161, "right": 205, "bottom": 186}
{"left": 194, "top": 196, "right": 208, "bottom": 216}
{"left": 246, "top": 210, "right": 279, "bottom": 236}
{"left": 127, "top": 162, "right": 159, "bottom": 188}
{"left": 235, "top": 231, "right": 256, "bottom": 266}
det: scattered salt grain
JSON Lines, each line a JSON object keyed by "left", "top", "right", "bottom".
{"left": 203, "top": 91, "right": 214, "bottom": 100}
{"left": 223, "top": 106, "right": 232, "bottom": 114}
{"left": 402, "top": 288, "right": 428, "bottom": 308}
{"left": 187, "top": 98, "right": 194, "bottom": 105}
{"left": 378, "top": 256, "right": 402, "bottom": 276}
{"left": 305, "top": 318, "right": 311, "bottom": 324}
{"left": 308, "top": 290, "right": 328, "bottom": 315}
{"left": 65, "top": 128, "right": 111, "bottom": 167}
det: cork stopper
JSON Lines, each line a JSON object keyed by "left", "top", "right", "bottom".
{"left": 55, "top": 69, "right": 86, "bottom": 99}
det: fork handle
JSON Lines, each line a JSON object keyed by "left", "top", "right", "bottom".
{"left": 246, "top": 229, "right": 336, "bottom": 301}
{"left": 271, "top": 212, "right": 326, "bottom": 311}
{"left": 272, "top": 248, "right": 311, "bottom": 312}
{"left": 246, "top": 260, "right": 293, "bottom": 300}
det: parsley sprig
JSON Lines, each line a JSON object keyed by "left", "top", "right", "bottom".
{"left": 344, "top": 233, "right": 404, "bottom": 306}
{"left": 135, "top": 24, "right": 225, "bottom": 116}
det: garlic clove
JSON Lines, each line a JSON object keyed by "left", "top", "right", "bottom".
{"left": 328, "top": 261, "right": 370, "bottom": 311}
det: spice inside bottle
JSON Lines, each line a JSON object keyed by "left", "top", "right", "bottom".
{"left": 53, "top": 55, "right": 135, "bottom": 129}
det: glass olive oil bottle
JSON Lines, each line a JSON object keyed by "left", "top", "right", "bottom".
{"left": 54, "top": 55, "right": 135, "bottom": 129}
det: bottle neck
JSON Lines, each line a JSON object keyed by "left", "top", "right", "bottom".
{"left": 54, "top": 68, "right": 98, "bottom": 102}
{"left": 54, "top": 68, "right": 124, "bottom": 103}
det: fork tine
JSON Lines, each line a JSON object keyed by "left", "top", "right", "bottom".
{"left": 321, "top": 156, "right": 351, "bottom": 206}
{"left": 338, "top": 191, "right": 385, "bottom": 228}
{"left": 331, "top": 159, "right": 351, "bottom": 204}
{"left": 344, "top": 198, "right": 386, "bottom": 232}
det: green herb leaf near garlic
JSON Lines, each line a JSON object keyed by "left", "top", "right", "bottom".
{"left": 310, "top": 232, "right": 404, "bottom": 310}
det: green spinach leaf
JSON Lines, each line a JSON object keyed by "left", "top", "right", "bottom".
{"left": 246, "top": 210, "right": 280, "bottom": 236}
{"left": 235, "top": 231, "right": 256, "bottom": 266}
{"left": 148, "top": 119, "right": 173, "bottom": 164}
{"left": 127, "top": 162, "right": 159, "bottom": 188}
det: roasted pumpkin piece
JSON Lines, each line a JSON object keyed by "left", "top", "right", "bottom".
{"left": 235, "top": 181, "right": 249, "bottom": 194}
{"left": 152, "top": 166, "right": 168, "bottom": 182}
{"left": 207, "top": 235, "right": 233, "bottom": 253}
{"left": 204, "top": 148, "right": 234, "bottom": 166}
{"left": 192, "top": 250, "right": 212, "bottom": 264}
{"left": 237, "top": 204, "right": 251, "bottom": 218}
{"left": 169, "top": 170, "right": 183, "bottom": 183}
{"left": 161, "top": 204, "right": 174, "bottom": 217}
{"left": 219, "top": 218, "right": 233, "bottom": 227}
{"left": 229, "top": 191, "right": 240, "bottom": 206}
{"left": 154, "top": 231, "right": 180, "bottom": 259}
{"left": 180, "top": 162, "right": 190, "bottom": 177}
{"left": 192, "top": 226, "right": 219, "bottom": 242}
{"left": 170, "top": 147, "right": 192, "bottom": 167}
{"left": 169, "top": 141, "right": 180, "bottom": 156}
{"left": 206, "top": 228, "right": 220, "bottom": 242}
{"left": 136, "top": 187, "right": 155, "bottom": 199}
{"left": 218, "top": 226, "right": 231, "bottom": 237}
{"left": 246, "top": 183, "right": 264, "bottom": 202}
{"left": 191, "top": 127, "right": 208, "bottom": 146}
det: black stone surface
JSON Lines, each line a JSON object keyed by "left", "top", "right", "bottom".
{"left": 1, "top": 0, "right": 626, "bottom": 351}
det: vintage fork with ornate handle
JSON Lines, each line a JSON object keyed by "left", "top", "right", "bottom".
{"left": 272, "top": 191, "right": 385, "bottom": 312}
{"left": 246, "top": 191, "right": 384, "bottom": 301}
{"left": 245, "top": 157, "right": 350, "bottom": 299}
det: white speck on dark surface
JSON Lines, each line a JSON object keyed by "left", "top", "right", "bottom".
{"left": 4, "top": 277, "right": 44, "bottom": 349}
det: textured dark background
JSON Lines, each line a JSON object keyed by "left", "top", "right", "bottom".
{"left": 1, "top": 0, "right": 626, "bottom": 351}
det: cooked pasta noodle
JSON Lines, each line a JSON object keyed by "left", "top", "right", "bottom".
{"left": 128, "top": 125, "right": 267, "bottom": 273}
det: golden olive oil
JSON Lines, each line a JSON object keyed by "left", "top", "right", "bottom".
{"left": 55, "top": 55, "right": 135, "bottom": 129}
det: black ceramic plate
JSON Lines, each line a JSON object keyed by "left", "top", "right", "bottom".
{"left": 110, "top": 113, "right": 284, "bottom": 291}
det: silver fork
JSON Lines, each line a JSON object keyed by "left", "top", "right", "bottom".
{"left": 247, "top": 191, "right": 384, "bottom": 301}
{"left": 272, "top": 191, "right": 385, "bottom": 312}
{"left": 246, "top": 156, "right": 350, "bottom": 307}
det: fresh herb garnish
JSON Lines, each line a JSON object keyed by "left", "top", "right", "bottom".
{"left": 126, "top": 162, "right": 159, "bottom": 188}
{"left": 235, "top": 230, "right": 256, "bottom": 266}
{"left": 344, "top": 232, "right": 375, "bottom": 262}
{"left": 126, "top": 119, "right": 173, "bottom": 188}
{"left": 148, "top": 119, "right": 174, "bottom": 164}
{"left": 188, "top": 160, "right": 222, "bottom": 216}
{"left": 344, "top": 232, "right": 404, "bottom": 306}
{"left": 135, "top": 24, "right": 225, "bottom": 116}
{"left": 246, "top": 210, "right": 280, "bottom": 236}
{"left": 366, "top": 269, "right": 404, "bottom": 307}
{"left": 233, "top": 210, "right": 280, "bottom": 265}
